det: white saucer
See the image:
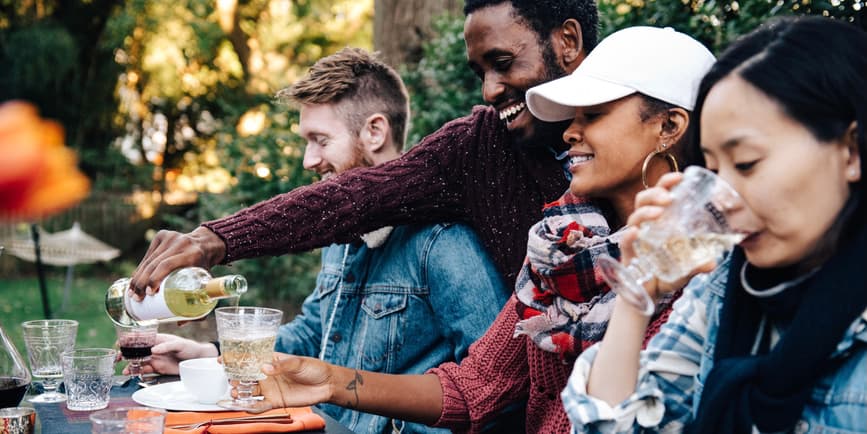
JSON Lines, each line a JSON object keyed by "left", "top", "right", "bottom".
{"left": 131, "top": 381, "right": 229, "bottom": 412}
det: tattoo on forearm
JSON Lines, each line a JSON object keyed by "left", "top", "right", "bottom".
{"left": 344, "top": 371, "right": 364, "bottom": 409}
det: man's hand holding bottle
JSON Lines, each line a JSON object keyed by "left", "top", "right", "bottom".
{"left": 129, "top": 226, "right": 227, "bottom": 301}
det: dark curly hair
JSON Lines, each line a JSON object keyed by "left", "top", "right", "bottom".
{"left": 464, "top": 0, "right": 598, "bottom": 52}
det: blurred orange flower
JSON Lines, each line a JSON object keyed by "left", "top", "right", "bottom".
{"left": 0, "top": 101, "right": 90, "bottom": 221}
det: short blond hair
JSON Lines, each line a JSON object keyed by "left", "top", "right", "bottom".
{"left": 276, "top": 48, "right": 410, "bottom": 150}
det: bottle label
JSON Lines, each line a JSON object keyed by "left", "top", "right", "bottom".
{"left": 124, "top": 288, "right": 175, "bottom": 321}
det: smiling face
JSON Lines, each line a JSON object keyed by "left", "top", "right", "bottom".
{"left": 700, "top": 75, "right": 860, "bottom": 269}
{"left": 562, "top": 95, "right": 666, "bottom": 222}
{"left": 299, "top": 103, "right": 372, "bottom": 181}
{"left": 464, "top": 2, "right": 568, "bottom": 147}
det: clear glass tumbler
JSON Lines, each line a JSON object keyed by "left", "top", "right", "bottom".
{"left": 215, "top": 306, "right": 283, "bottom": 413}
{"left": 60, "top": 348, "right": 116, "bottom": 411}
{"left": 90, "top": 406, "right": 166, "bottom": 434}
{"left": 598, "top": 166, "right": 746, "bottom": 315}
{"left": 20, "top": 319, "right": 78, "bottom": 403}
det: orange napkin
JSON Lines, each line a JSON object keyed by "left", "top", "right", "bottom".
{"left": 164, "top": 407, "right": 326, "bottom": 434}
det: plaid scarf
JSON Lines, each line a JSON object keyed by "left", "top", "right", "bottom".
{"left": 514, "top": 192, "right": 623, "bottom": 359}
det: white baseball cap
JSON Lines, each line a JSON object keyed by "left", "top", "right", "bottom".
{"left": 526, "top": 26, "right": 716, "bottom": 122}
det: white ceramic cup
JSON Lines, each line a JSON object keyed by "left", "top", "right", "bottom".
{"left": 179, "top": 357, "right": 229, "bottom": 404}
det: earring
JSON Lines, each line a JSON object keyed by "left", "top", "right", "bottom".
{"left": 641, "top": 143, "right": 679, "bottom": 188}
{"left": 849, "top": 168, "right": 859, "bottom": 179}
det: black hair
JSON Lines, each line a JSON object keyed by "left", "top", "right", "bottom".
{"left": 689, "top": 16, "right": 867, "bottom": 240}
{"left": 464, "top": 0, "right": 598, "bottom": 52}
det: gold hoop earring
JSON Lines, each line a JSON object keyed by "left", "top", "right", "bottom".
{"left": 641, "top": 144, "right": 679, "bottom": 188}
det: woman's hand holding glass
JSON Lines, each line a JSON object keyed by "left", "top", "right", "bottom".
{"left": 600, "top": 166, "right": 746, "bottom": 315}
{"left": 619, "top": 172, "right": 720, "bottom": 301}
{"left": 257, "top": 354, "right": 334, "bottom": 409}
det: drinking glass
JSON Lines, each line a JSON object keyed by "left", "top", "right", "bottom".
{"left": 90, "top": 406, "right": 166, "bottom": 434}
{"left": 0, "top": 407, "right": 36, "bottom": 433}
{"left": 598, "top": 166, "right": 746, "bottom": 316}
{"left": 0, "top": 325, "right": 31, "bottom": 409}
{"left": 20, "top": 319, "right": 78, "bottom": 403}
{"left": 114, "top": 323, "right": 157, "bottom": 385}
{"left": 215, "top": 307, "right": 282, "bottom": 412}
{"left": 60, "top": 348, "right": 116, "bottom": 411}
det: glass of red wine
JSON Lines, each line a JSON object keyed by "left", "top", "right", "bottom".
{"left": 0, "top": 325, "right": 31, "bottom": 408}
{"left": 115, "top": 323, "right": 158, "bottom": 386}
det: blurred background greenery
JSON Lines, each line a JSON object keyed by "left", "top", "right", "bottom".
{"left": 0, "top": 0, "right": 864, "bottom": 351}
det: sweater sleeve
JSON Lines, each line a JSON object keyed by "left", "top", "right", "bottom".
{"left": 427, "top": 295, "right": 531, "bottom": 434}
{"left": 203, "top": 107, "right": 499, "bottom": 263}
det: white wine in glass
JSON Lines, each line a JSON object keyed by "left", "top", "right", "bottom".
{"left": 599, "top": 166, "right": 746, "bottom": 315}
{"left": 215, "top": 307, "right": 282, "bottom": 413}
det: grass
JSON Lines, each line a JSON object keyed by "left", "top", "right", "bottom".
{"left": 0, "top": 273, "right": 118, "bottom": 355}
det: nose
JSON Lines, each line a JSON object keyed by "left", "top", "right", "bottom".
{"left": 562, "top": 119, "right": 583, "bottom": 147}
{"left": 302, "top": 143, "right": 322, "bottom": 171}
{"left": 481, "top": 73, "right": 505, "bottom": 104}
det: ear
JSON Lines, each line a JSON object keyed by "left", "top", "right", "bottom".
{"left": 359, "top": 113, "right": 390, "bottom": 154}
{"left": 659, "top": 107, "right": 690, "bottom": 148}
{"left": 842, "top": 121, "right": 861, "bottom": 183}
{"left": 550, "top": 18, "right": 584, "bottom": 74}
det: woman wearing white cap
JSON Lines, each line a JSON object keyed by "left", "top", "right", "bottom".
{"left": 564, "top": 16, "right": 867, "bottom": 434}
{"left": 256, "top": 26, "right": 714, "bottom": 434}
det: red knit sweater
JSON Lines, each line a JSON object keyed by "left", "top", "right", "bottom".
{"left": 429, "top": 294, "right": 678, "bottom": 434}
{"left": 203, "top": 106, "right": 568, "bottom": 288}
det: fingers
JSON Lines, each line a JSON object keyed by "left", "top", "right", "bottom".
{"left": 262, "top": 353, "right": 301, "bottom": 376}
{"left": 130, "top": 231, "right": 200, "bottom": 296}
{"left": 654, "top": 171, "right": 684, "bottom": 189}
{"left": 619, "top": 226, "right": 640, "bottom": 264}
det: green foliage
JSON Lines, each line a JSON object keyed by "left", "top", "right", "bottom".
{"left": 598, "top": 0, "right": 866, "bottom": 53}
{"left": 401, "top": 15, "right": 483, "bottom": 147}
{"left": 167, "top": 102, "right": 321, "bottom": 307}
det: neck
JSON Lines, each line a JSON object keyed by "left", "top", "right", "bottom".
{"left": 370, "top": 144, "right": 402, "bottom": 166}
{"left": 607, "top": 185, "right": 644, "bottom": 230}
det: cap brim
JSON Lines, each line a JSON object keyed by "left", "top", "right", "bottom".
{"left": 526, "top": 74, "right": 637, "bottom": 122}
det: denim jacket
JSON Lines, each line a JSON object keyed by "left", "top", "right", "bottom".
{"left": 564, "top": 255, "right": 867, "bottom": 433}
{"left": 275, "top": 223, "right": 508, "bottom": 434}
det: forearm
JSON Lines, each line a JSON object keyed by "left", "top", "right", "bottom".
{"left": 327, "top": 367, "right": 444, "bottom": 425}
{"left": 587, "top": 297, "right": 650, "bottom": 406}
{"left": 204, "top": 125, "right": 472, "bottom": 263}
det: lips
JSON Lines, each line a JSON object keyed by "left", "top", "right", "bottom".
{"left": 498, "top": 102, "right": 526, "bottom": 124}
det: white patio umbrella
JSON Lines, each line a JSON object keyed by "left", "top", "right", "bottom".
{"left": 3, "top": 222, "right": 120, "bottom": 317}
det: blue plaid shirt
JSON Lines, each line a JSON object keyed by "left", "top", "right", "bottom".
{"left": 562, "top": 255, "right": 867, "bottom": 433}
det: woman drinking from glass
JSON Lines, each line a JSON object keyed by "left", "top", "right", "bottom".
{"left": 566, "top": 16, "right": 867, "bottom": 434}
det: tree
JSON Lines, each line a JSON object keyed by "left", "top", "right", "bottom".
{"left": 598, "top": 0, "right": 866, "bottom": 52}
{"left": 373, "top": 0, "right": 463, "bottom": 66}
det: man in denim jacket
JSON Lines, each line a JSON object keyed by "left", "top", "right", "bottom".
{"left": 137, "top": 48, "right": 507, "bottom": 434}
{"left": 271, "top": 48, "right": 507, "bottom": 433}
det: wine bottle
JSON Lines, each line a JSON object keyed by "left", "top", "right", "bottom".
{"left": 105, "top": 267, "right": 247, "bottom": 326}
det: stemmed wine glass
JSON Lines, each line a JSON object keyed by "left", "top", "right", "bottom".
{"left": 598, "top": 166, "right": 746, "bottom": 316}
{"left": 215, "top": 306, "right": 283, "bottom": 413}
{"left": 115, "top": 323, "right": 158, "bottom": 386}
{"left": 21, "top": 319, "right": 78, "bottom": 403}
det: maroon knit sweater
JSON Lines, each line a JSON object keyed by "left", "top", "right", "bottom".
{"left": 203, "top": 106, "right": 567, "bottom": 287}
{"left": 429, "top": 294, "right": 679, "bottom": 434}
